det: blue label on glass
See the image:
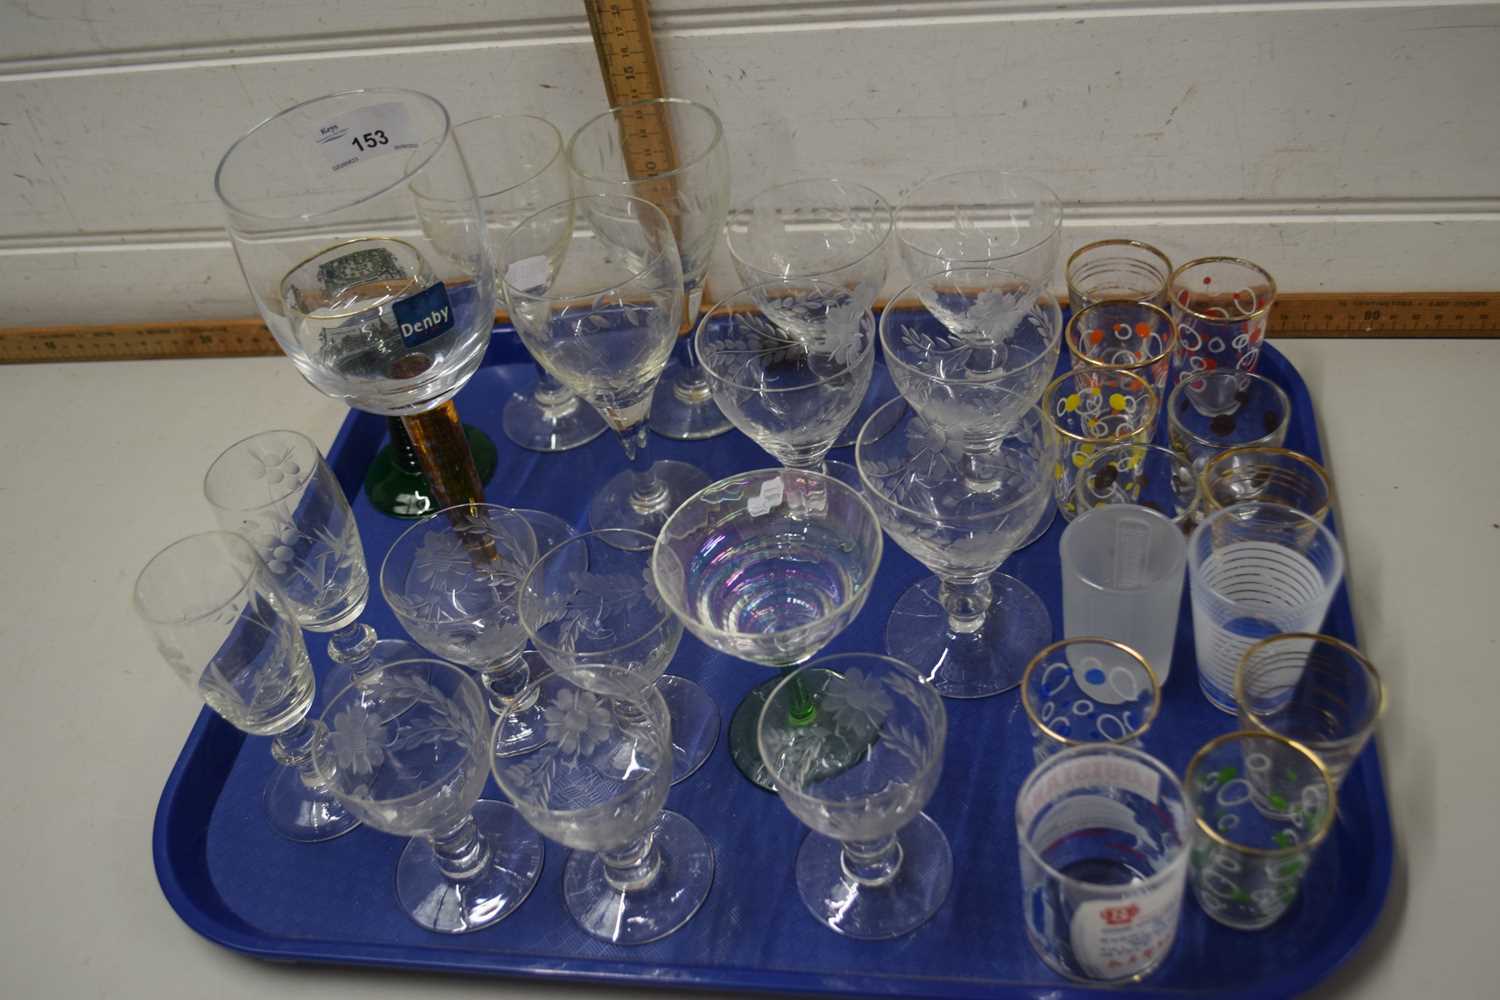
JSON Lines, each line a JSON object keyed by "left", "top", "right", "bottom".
{"left": 393, "top": 282, "right": 454, "bottom": 348}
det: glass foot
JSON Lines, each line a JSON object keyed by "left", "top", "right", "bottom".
{"left": 728, "top": 668, "right": 869, "bottom": 791}
{"left": 261, "top": 762, "right": 361, "bottom": 843}
{"left": 515, "top": 508, "right": 578, "bottom": 559}
{"left": 396, "top": 800, "right": 544, "bottom": 934}
{"left": 364, "top": 425, "right": 499, "bottom": 519}
{"left": 588, "top": 461, "right": 711, "bottom": 542}
{"left": 491, "top": 650, "right": 553, "bottom": 757}
{"left": 831, "top": 358, "right": 898, "bottom": 449}
{"left": 656, "top": 673, "right": 720, "bottom": 784}
{"left": 885, "top": 573, "right": 1053, "bottom": 699}
{"left": 795, "top": 812, "right": 953, "bottom": 940}
{"left": 503, "top": 386, "right": 607, "bottom": 452}
{"left": 563, "top": 810, "right": 714, "bottom": 945}
{"left": 1011, "top": 493, "right": 1058, "bottom": 554}
{"left": 648, "top": 357, "right": 733, "bottom": 440}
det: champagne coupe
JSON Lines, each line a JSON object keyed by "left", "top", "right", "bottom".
{"left": 134, "top": 531, "right": 359, "bottom": 842}
{"left": 456, "top": 114, "right": 606, "bottom": 453}
{"left": 567, "top": 98, "right": 733, "bottom": 441}
{"left": 501, "top": 194, "right": 708, "bottom": 542}
{"left": 215, "top": 89, "right": 495, "bottom": 508}
{"left": 857, "top": 398, "right": 1058, "bottom": 698}
{"left": 653, "top": 469, "right": 884, "bottom": 789}
{"left": 726, "top": 177, "right": 896, "bottom": 447}
{"left": 314, "top": 660, "right": 545, "bottom": 933}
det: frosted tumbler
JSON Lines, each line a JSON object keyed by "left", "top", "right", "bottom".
{"left": 1187, "top": 503, "right": 1344, "bottom": 713}
{"left": 1060, "top": 505, "right": 1186, "bottom": 686}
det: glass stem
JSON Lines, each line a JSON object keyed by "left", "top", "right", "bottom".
{"left": 840, "top": 833, "right": 903, "bottom": 887}
{"left": 671, "top": 294, "right": 713, "bottom": 402}
{"left": 429, "top": 811, "right": 492, "bottom": 882}
{"left": 480, "top": 650, "right": 534, "bottom": 715}
{"left": 939, "top": 576, "right": 994, "bottom": 635}
{"left": 327, "top": 622, "right": 380, "bottom": 681}
{"left": 386, "top": 416, "right": 424, "bottom": 474}
{"left": 616, "top": 422, "right": 671, "bottom": 516}
{"left": 532, "top": 364, "right": 580, "bottom": 413}
{"left": 600, "top": 827, "right": 663, "bottom": 893}
{"left": 270, "top": 717, "right": 332, "bottom": 793}
{"left": 782, "top": 665, "right": 818, "bottom": 728}
{"left": 402, "top": 400, "right": 484, "bottom": 507}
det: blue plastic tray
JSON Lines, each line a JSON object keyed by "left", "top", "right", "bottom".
{"left": 153, "top": 329, "right": 1392, "bottom": 998}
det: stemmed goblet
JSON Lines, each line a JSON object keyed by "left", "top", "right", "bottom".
{"left": 568, "top": 98, "right": 733, "bottom": 441}
{"left": 726, "top": 177, "right": 897, "bottom": 447}
{"left": 491, "top": 672, "right": 714, "bottom": 944}
{"left": 314, "top": 660, "right": 544, "bottom": 933}
{"left": 216, "top": 90, "right": 496, "bottom": 509}
{"left": 653, "top": 469, "right": 884, "bottom": 789}
{"left": 501, "top": 194, "right": 709, "bottom": 542}
{"left": 894, "top": 169, "right": 1063, "bottom": 288}
{"left": 857, "top": 398, "right": 1058, "bottom": 698}
{"left": 134, "top": 531, "right": 359, "bottom": 841}
{"left": 758, "top": 653, "right": 951, "bottom": 940}
{"left": 519, "top": 528, "right": 719, "bottom": 783}
{"left": 696, "top": 280, "right": 875, "bottom": 478}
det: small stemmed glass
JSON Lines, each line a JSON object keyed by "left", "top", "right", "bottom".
{"left": 491, "top": 672, "right": 714, "bottom": 944}
{"left": 519, "top": 528, "right": 719, "bottom": 784}
{"left": 314, "top": 660, "right": 544, "bottom": 933}
{"left": 134, "top": 531, "right": 359, "bottom": 842}
{"left": 568, "top": 98, "right": 733, "bottom": 441}
{"left": 758, "top": 653, "right": 951, "bottom": 939}
{"left": 653, "top": 468, "right": 884, "bottom": 789}
{"left": 501, "top": 194, "right": 709, "bottom": 542}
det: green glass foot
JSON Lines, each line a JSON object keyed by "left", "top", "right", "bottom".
{"left": 365, "top": 420, "right": 499, "bottom": 518}
{"left": 728, "top": 667, "right": 876, "bottom": 792}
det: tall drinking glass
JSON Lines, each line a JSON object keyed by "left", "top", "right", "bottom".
{"left": 567, "top": 98, "right": 733, "bottom": 441}
{"left": 1065, "top": 239, "right": 1173, "bottom": 312}
{"left": 1169, "top": 257, "right": 1277, "bottom": 382}
{"left": 215, "top": 89, "right": 495, "bottom": 508}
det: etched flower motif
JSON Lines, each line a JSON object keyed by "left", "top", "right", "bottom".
{"left": 328, "top": 702, "right": 388, "bottom": 777}
{"left": 822, "top": 669, "right": 894, "bottom": 731}
{"left": 412, "top": 531, "right": 471, "bottom": 587}
{"left": 543, "top": 688, "right": 613, "bottom": 758}
{"left": 247, "top": 445, "right": 302, "bottom": 486}
{"left": 246, "top": 516, "right": 300, "bottom": 574}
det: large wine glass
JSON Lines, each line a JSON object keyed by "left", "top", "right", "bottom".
{"left": 215, "top": 89, "right": 494, "bottom": 508}
{"left": 567, "top": 98, "right": 733, "bottom": 441}
{"left": 500, "top": 194, "right": 708, "bottom": 542}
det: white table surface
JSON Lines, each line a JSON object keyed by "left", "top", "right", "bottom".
{"left": 2, "top": 339, "right": 1496, "bottom": 998}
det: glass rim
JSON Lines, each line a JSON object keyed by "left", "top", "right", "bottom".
{"left": 520, "top": 528, "right": 676, "bottom": 660}
{"left": 214, "top": 88, "right": 452, "bottom": 223}
{"left": 1020, "top": 637, "right": 1162, "bottom": 747}
{"left": 1234, "top": 631, "right": 1386, "bottom": 743}
{"left": 133, "top": 530, "right": 261, "bottom": 626}
{"left": 895, "top": 168, "right": 1063, "bottom": 263}
{"left": 1199, "top": 445, "right": 1334, "bottom": 519}
{"left": 1166, "top": 370, "right": 1292, "bottom": 448}
{"left": 1187, "top": 501, "right": 1344, "bottom": 604}
{"left": 878, "top": 268, "right": 1062, "bottom": 386}
{"left": 1015, "top": 743, "right": 1189, "bottom": 891}
{"left": 725, "top": 177, "right": 894, "bottom": 280}
{"left": 855, "top": 396, "right": 1053, "bottom": 526}
{"left": 694, "top": 279, "right": 876, "bottom": 393}
{"left": 1041, "top": 366, "right": 1161, "bottom": 444}
{"left": 446, "top": 113, "right": 566, "bottom": 202}
{"left": 316, "top": 658, "right": 484, "bottom": 809}
{"left": 378, "top": 503, "right": 539, "bottom": 624}
{"left": 651, "top": 468, "right": 884, "bottom": 652}
{"left": 497, "top": 193, "right": 675, "bottom": 302}
{"left": 1059, "top": 503, "right": 1187, "bottom": 593}
{"left": 202, "top": 428, "right": 321, "bottom": 512}
{"left": 1064, "top": 299, "right": 1179, "bottom": 372}
{"left": 1183, "top": 730, "right": 1337, "bottom": 855}
{"left": 1168, "top": 256, "right": 1278, "bottom": 323}
{"left": 566, "top": 97, "right": 725, "bottom": 185}
{"left": 1065, "top": 238, "right": 1174, "bottom": 290}
{"left": 756, "top": 653, "right": 947, "bottom": 796}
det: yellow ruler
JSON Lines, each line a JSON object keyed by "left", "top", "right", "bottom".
{"left": 582, "top": 0, "right": 679, "bottom": 182}
{"left": 0, "top": 319, "right": 281, "bottom": 364}
{"left": 1267, "top": 293, "right": 1499, "bottom": 337}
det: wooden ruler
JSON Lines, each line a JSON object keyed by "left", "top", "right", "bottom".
{"left": 1266, "top": 292, "right": 1499, "bottom": 337}
{"left": 582, "top": 0, "right": 679, "bottom": 181}
{"left": 0, "top": 319, "right": 281, "bottom": 363}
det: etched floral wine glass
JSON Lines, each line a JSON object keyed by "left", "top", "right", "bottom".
{"left": 314, "top": 660, "right": 544, "bottom": 933}
{"left": 857, "top": 397, "right": 1058, "bottom": 698}
{"left": 894, "top": 169, "right": 1063, "bottom": 288}
{"left": 134, "top": 531, "right": 359, "bottom": 842}
{"left": 501, "top": 194, "right": 709, "bottom": 542}
{"left": 568, "top": 97, "right": 733, "bottom": 441}
{"left": 696, "top": 280, "right": 875, "bottom": 476}
{"left": 758, "top": 653, "right": 951, "bottom": 939}
{"left": 216, "top": 89, "right": 497, "bottom": 509}
{"left": 653, "top": 468, "right": 884, "bottom": 789}
{"left": 491, "top": 672, "right": 714, "bottom": 944}
{"left": 519, "top": 528, "right": 719, "bottom": 784}
{"left": 726, "top": 177, "right": 896, "bottom": 447}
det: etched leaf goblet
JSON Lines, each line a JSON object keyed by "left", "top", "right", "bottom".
{"left": 133, "top": 531, "right": 359, "bottom": 842}
{"left": 758, "top": 653, "right": 952, "bottom": 939}
{"left": 894, "top": 169, "right": 1063, "bottom": 287}
{"left": 314, "top": 660, "right": 544, "bottom": 933}
{"left": 519, "top": 528, "right": 719, "bottom": 784}
{"left": 857, "top": 397, "right": 1058, "bottom": 698}
{"left": 652, "top": 468, "right": 884, "bottom": 789}
{"left": 491, "top": 672, "right": 715, "bottom": 945}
